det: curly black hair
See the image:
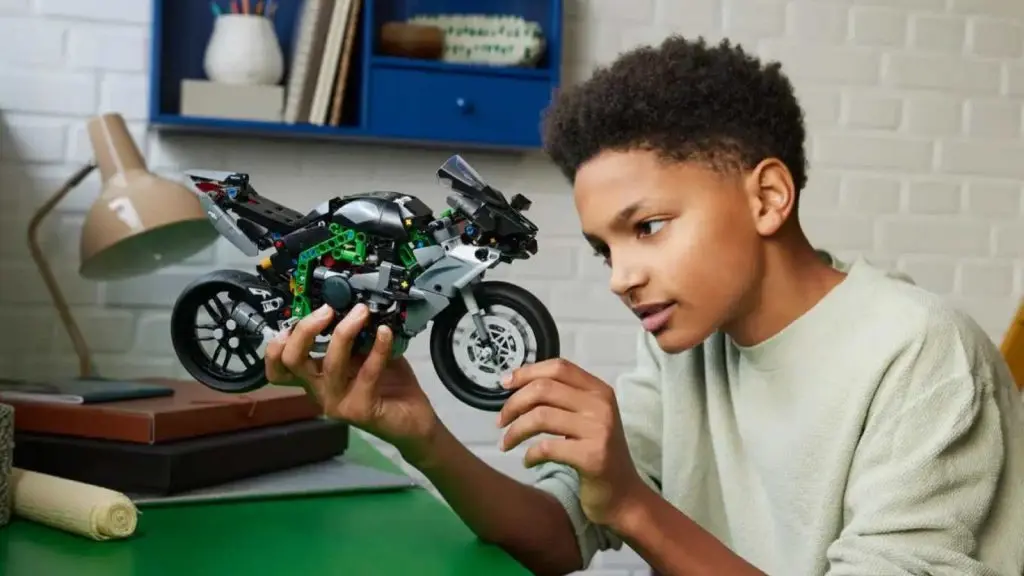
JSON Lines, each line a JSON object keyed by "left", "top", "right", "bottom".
{"left": 541, "top": 35, "right": 808, "bottom": 192}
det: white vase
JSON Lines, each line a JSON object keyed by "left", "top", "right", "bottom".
{"left": 203, "top": 14, "right": 284, "bottom": 85}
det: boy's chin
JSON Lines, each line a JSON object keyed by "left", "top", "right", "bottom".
{"left": 650, "top": 326, "right": 709, "bottom": 355}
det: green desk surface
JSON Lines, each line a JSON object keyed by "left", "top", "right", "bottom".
{"left": 0, "top": 432, "right": 530, "bottom": 576}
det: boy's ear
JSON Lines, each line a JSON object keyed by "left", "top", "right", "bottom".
{"left": 745, "top": 158, "right": 796, "bottom": 237}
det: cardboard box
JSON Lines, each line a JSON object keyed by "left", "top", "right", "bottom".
{"left": 180, "top": 79, "right": 284, "bottom": 122}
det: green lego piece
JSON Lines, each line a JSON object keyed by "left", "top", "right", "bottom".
{"left": 288, "top": 222, "right": 438, "bottom": 321}
{"left": 291, "top": 224, "right": 367, "bottom": 318}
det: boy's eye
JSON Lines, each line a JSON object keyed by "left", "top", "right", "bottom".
{"left": 589, "top": 219, "right": 668, "bottom": 267}
{"left": 638, "top": 219, "right": 667, "bottom": 237}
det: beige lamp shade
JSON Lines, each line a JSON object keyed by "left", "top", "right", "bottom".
{"left": 78, "top": 114, "right": 218, "bottom": 280}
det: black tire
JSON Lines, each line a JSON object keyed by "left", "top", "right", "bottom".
{"left": 429, "top": 281, "right": 560, "bottom": 411}
{"left": 170, "top": 270, "right": 273, "bottom": 394}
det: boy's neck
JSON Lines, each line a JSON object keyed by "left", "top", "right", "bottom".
{"left": 723, "top": 229, "right": 848, "bottom": 348}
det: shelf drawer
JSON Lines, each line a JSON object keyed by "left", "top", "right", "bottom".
{"left": 367, "top": 66, "right": 552, "bottom": 148}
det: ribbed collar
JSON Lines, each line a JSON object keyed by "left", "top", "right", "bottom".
{"left": 733, "top": 253, "right": 875, "bottom": 371}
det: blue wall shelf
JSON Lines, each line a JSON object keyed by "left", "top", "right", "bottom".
{"left": 147, "top": 0, "right": 564, "bottom": 150}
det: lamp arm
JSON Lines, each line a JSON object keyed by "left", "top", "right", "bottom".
{"left": 27, "top": 162, "right": 98, "bottom": 379}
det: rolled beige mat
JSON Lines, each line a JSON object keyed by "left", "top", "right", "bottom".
{"left": 10, "top": 467, "right": 138, "bottom": 541}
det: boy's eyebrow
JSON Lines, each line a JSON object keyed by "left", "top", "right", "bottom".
{"left": 581, "top": 230, "right": 607, "bottom": 254}
{"left": 582, "top": 200, "right": 647, "bottom": 250}
{"left": 615, "top": 200, "right": 646, "bottom": 226}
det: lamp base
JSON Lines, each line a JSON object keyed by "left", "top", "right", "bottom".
{"left": 0, "top": 375, "right": 174, "bottom": 405}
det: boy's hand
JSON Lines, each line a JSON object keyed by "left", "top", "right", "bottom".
{"left": 497, "top": 358, "right": 649, "bottom": 530}
{"left": 264, "top": 304, "right": 441, "bottom": 464}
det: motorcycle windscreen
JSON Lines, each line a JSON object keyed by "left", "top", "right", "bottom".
{"left": 436, "top": 155, "right": 508, "bottom": 207}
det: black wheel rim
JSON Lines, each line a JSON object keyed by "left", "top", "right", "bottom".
{"left": 172, "top": 283, "right": 265, "bottom": 385}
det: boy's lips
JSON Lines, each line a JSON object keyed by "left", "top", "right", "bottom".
{"left": 632, "top": 301, "right": 676, "bottom": 333}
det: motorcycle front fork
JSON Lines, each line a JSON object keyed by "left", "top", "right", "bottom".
{"left": 459, "top": 285, "right": 498, "bottom": 363}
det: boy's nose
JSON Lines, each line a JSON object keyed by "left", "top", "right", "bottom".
{"left": 608, "top": 262, "right": 645, "bottom": 297}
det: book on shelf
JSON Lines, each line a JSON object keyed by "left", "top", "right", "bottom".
{"left": 284, "top": 0, "right": 363, "bottom": 126}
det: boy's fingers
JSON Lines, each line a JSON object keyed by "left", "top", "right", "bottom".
{"left": 321, "top": 304, "right": 370, "bottom": 389}
{"left": 351, "top": 325, "right": 392, "bottom": 401}
{"left": 500, "top": 405, "right": 587, "bottom": 452}
{"left": 503, "top": 358, "right": 595, "bottom": 392}
{"left": 281, "top": 305, "right": 334, "bottom": 381}
{"left": 300, "top": 379, "right": 326, "bottom": 407}
{"left": 497, "top": 378, "right": 588, "bottom": 428}
{"left": 522, "top": 437, "right": 581, "bottom": 469}
{"left": 264, "top": 328, "right": 294, "bottom": 384}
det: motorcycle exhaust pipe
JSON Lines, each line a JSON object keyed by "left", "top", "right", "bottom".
{"left": 230, "top": 301, "right": 279, "bottom": 341}
{"left": 230, "top": 300, "right": 330, "bottom": 355}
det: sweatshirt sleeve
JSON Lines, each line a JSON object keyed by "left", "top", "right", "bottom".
{"left": 824, "top": 316, "right": 1012, "bottom": 576}
{"left": 532, "top": 330, "right": 665, "bottom": 569}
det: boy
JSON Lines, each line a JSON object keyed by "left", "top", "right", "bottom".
{"left": 265, "top": 36, "right": 1024, "bottom": 575}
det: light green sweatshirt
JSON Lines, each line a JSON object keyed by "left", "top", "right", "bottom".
{"left": 534, "top": 254, "right": 1024, "bottom": 575}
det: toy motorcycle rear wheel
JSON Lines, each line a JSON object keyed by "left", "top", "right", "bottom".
{"left": 429, "top": 281, "right": 560, "bottom": 412}
{"left": 170, "top": 270, "right": 274, "bottom": 393}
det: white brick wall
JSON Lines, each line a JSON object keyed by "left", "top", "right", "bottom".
{"left": 2, "top": 0, "right": 1023, "bottom": 573}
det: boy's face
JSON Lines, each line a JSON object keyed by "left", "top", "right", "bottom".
{"left": 574, "top": 148, "right": 791, "bottom": 353}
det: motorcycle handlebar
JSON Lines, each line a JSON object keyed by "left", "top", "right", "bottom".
{"left": 438, "top": 192, "right": 539, "bottom": 260}
{"left": 446, "top": 193, "right": 496, "bottom": 232}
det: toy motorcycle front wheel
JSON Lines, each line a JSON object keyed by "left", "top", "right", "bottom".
{"left": 170, "top": 270, "right": 276, "bottom": 393}
{"left": 429, "top": 281, "right": 560, "bottom": 412}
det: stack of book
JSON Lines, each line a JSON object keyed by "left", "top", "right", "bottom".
{"left": 0, "top": 378, "right": 348, "bottom": 497}
{"left": 282, "top": 0, "right": 363, "bottom": 126}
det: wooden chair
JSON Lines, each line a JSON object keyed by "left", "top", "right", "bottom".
{"left": 999, "top": 299, "right": 1024, "bottom": 391}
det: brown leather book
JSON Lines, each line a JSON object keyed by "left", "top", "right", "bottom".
{"left": 2, "top": 379, "right": 322, "bottom": 444}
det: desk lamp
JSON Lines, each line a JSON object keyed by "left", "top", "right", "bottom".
{"left": 26, "top": 112, "right": 219, "bottom": 382}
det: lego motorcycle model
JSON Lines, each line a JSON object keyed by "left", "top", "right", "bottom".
{"left": 170, "top": 154, "right": 559, "bottom": 412}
